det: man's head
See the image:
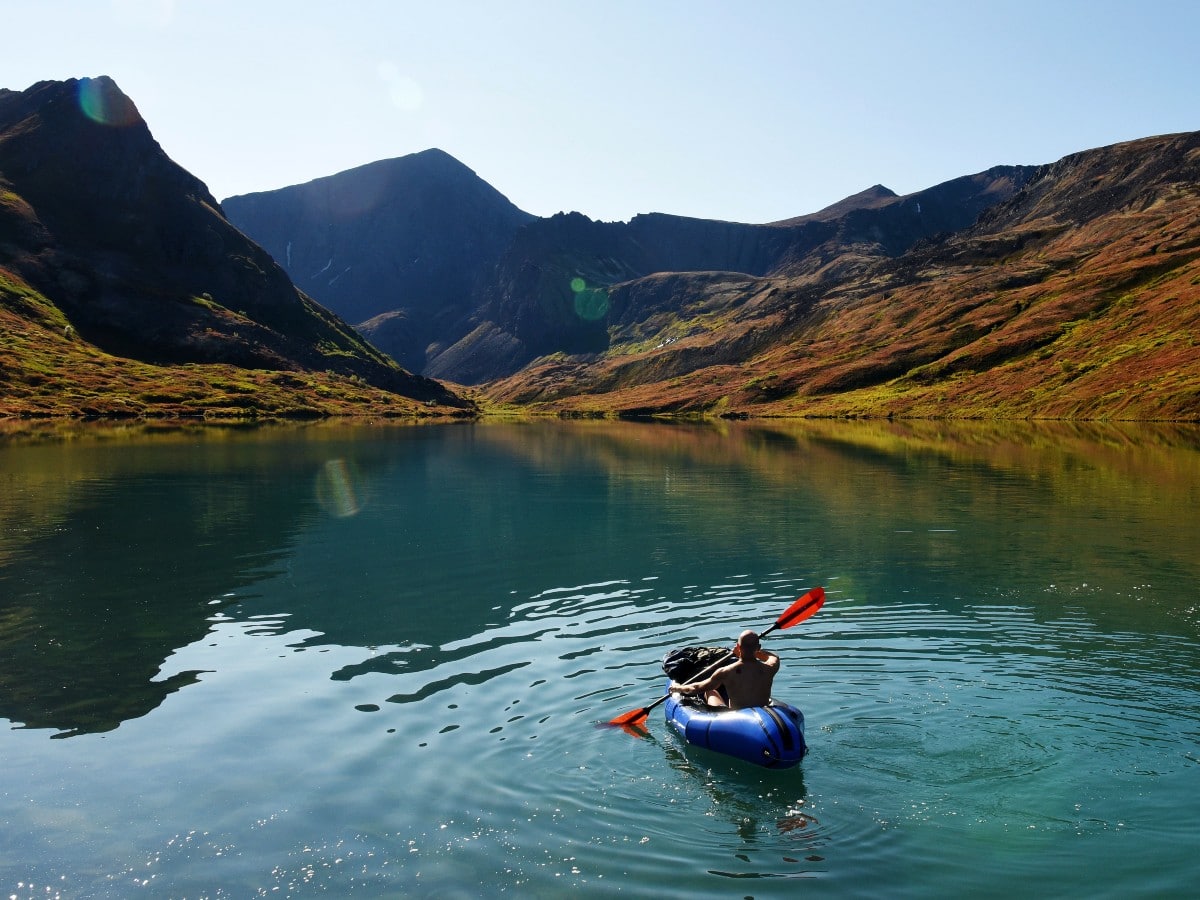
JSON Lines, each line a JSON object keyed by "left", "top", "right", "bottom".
{"left": 736, "top": 629, "right": 761, "bottom": 657}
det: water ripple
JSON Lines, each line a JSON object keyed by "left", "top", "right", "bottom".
{"left": 384, "top": 661, "right": 532, "bottom": 706}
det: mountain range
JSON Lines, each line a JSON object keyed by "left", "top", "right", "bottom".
{"left": 2, "top": 76, "right": 1198, "bottom": 421}
{"left": 222, "top": 153, "right": 1037, "bottom": 387}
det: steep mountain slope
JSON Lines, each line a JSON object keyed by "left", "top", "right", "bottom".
{"left": 222, "top": 150, "right": 536, "bottom": 375}
{"left": 485, "top": 133, "right": 1200, "bottom": 421}
{"left": 0, "top": 77, "right": 467, "bottom": 416}
{"left": 227, "top": 149, "right": 1031, "bottom": 384}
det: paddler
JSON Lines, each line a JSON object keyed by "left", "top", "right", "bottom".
{"left": 669, "top": 629, "right": 779, "bottom": 709}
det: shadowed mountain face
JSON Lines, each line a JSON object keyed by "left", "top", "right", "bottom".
{"left": 0, "top": 77, "right": 464, "bottom": 409}
{"left": 225, "top": 151, "right": 1033, "bottom": 384}
{"left": 221, "top": 150, "right": 537, "bottom": 376}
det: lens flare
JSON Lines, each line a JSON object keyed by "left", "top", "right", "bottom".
{"left": 315, "top": 458, "right": 362, "bottom": 518}
{"left": 77, "top": 77, "right": 140, "bottom": 127}
{"left": 570, "top": 276, "right": 609, "bottom": 321}
{"left": 376, "top": 61, "right": 424, "bottom": 112}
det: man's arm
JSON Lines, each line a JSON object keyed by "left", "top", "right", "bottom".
{"left": 756, "top": 649, "right": 780, "bottom": 670}
{"left": 670, "top": 660, "right": 735, "bottom": 696}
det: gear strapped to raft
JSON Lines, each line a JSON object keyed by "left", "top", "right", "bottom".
{"left": 662, "top": 646, "right": 733, "bottom": 708}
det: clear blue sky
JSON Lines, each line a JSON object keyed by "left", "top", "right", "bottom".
{"left": 4, "top": 1, "right": 1198, "bottom": 223}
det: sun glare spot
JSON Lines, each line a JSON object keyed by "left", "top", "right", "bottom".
{"left": 315, "top": 458, "right": 363, "bottom": 518}
{"left": 77, "top": 77, "right": 140, "bottom": 127}
{"left": 377, "top": 61, "right": 424, "bottom": 112}
{"left": 570, "top": 276, "right": 608, "bottom": 321}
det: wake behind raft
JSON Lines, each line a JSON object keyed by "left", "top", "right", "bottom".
{"left": 661, "top": 646, "right": 806, "bottom": 769}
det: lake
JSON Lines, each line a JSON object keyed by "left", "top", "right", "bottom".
{"left": 2, "top": 419, "right": 1198, "bottom": 898}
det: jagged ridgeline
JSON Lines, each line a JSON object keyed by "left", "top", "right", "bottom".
{"left": 223, "top": 157, "right": 1036, "bottom": 386}
{"left": 224, "top": 129, "right": 1200, "bottom": 421}
{"left": 0, "top": 77, "right": 469, "bottom": 418}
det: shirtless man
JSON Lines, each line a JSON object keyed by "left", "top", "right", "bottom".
{"left": 669, "top": 629, "right": 779, "bottom": 709}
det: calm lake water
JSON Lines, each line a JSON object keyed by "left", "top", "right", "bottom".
{"left": 2, "top": 419, "right": 1198, "bottom": 898}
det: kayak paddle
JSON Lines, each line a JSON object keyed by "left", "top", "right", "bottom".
{"left": 606, "top": 586, "right": 825, "bottom": 729}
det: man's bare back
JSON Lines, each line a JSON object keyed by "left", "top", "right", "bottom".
{"left": 669, "top": 630, "right": 779, "bottom": 709}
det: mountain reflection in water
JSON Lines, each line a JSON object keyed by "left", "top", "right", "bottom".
{"left": 1, "top": 418, "right": 1197, "bottom": 739}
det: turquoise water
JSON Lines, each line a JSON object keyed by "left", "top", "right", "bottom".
{"left": 1, "top": 420, "right": 1198, "bottom": 897}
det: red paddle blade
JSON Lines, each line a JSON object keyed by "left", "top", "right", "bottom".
{"left": 774, "top": 586, "right": 825, "bottom": 630}
{"left": 607, "top": 706, "right": 651, "bottom": 728}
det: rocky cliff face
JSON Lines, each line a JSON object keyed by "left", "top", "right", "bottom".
{"left": 443, "top": 166, "right": 1034, "bottom": 383}
{"left": 0, "top": 77, "right": 464, "bottom": 408}
{"left": 222, "top": 150, "right": 536, "bottom": 374}
{"left": 227, "top": 146, "right": 1032, "bottom": 385}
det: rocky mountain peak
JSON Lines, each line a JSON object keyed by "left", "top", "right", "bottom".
{"left": 0, "top": 76, "right": 466, "bottom": 410}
